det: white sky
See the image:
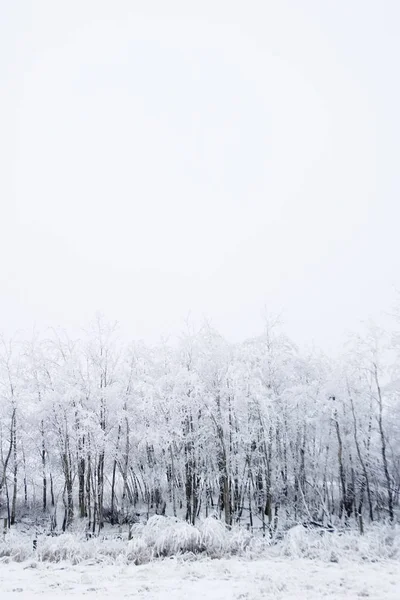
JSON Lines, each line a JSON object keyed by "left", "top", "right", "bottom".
{"left": 1, "top": 0, "right": 400, "bottom": 351}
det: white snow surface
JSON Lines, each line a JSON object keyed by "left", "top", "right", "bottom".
{"left": 0, "top": 556, "right": 399, "bottom": 599}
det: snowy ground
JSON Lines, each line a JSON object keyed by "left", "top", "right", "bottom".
{"left": 0, "top": 556, "right": 399, "bottom": 599}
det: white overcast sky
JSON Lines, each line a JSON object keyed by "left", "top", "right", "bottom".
{"left": 1, "top": 0, "right": 400, "bottom": 351}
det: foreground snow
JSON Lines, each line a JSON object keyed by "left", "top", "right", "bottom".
{"left": 0, "top": 556, "right": 399, "bottom": 599}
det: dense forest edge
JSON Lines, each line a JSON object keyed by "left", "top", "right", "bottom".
{"left": 0, "top": 311, "right": 399, "bottom": 558}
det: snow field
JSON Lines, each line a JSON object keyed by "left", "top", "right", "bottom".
{"left": 0, "top": 556, "right": 399, "bottom": 599}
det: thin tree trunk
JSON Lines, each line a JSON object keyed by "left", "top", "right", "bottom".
{"left": 41, "top": 422, "right": 47, "bottom": 512}
{"left": 348, "top": 387, "right": 373, "bottom": 521}
{"left": 374, "top": 365, "right": 394, "bottom": 521}
{"left": 10, "top": 413, "right": 17, "bottom": 525}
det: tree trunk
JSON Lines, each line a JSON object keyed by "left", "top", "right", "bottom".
{"left": 41, "top": 422, "right": 47, "bottom": 512}
{"left": 10, "top": 412, "right": 17, "bottom": 525}
{"left": 374, "top": 365, "right": 394, "bottom": 521}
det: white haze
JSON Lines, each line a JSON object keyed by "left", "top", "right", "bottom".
{"left": 1, "top": 1, "right": 400, "bottom": 351}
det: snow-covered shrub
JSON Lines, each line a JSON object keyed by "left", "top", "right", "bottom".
{"left": 1, "top": 518, "right": 399, "bottom": 565}
{"left": 199, "top": 517, "right": 228, "bottom": 557}
{"left": 281, "top": 524, "right": 327, "bottom": 559}
{"left": 0, "top": 530, "right": 32, "bottom": 562}
{"left": 227, "top": 526, "right": 253, "bottom": 555}
{"left": 345, "top": 523, "right": 400, "bottom": 561}
{"left": 142, "top": 515, "right": 180, "bottom": 546}
{"left": 129, "top": 522, "right": 145, "bottom": 539}
{"left": 37, "top": 533, "right": 87, "bottom": 563}
{"left": 126, "top": 536, "right": 152, "bottom": 565}
{"left": 153, "top": 521, "right": 202, "bottom": 556}
{"left": 280, "top": 522, "right": 400, "bottom": 562}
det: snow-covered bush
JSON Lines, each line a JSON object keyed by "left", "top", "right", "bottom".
{"left": 0, "top": 519, "right": 399, "bottom": 565}
{"left": 0, "top": 530, "right": 32, "bottom": 562}
{"left": 126, "top": 536, "right": 152, "bottom": 564}
{"left": 142, "top": 515, "right": 180, "bottom": 546}
{"left": 281, "top": 523, "right": 400, "bottom": 562}
{"left": 281, "top": 525, "right": 327, "bottom": 559}
{"left": 228, "top": 526, "right": 253, "bottom": 555}
{"left": 198, "top": 517, "right": 228, "bottom": 557}
{"left": 153, "top": 521, "right": 202, "bottom": 556}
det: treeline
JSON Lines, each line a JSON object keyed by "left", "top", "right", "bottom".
{"left": 0, "top": 315, "right": 399, "bottom": 534}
